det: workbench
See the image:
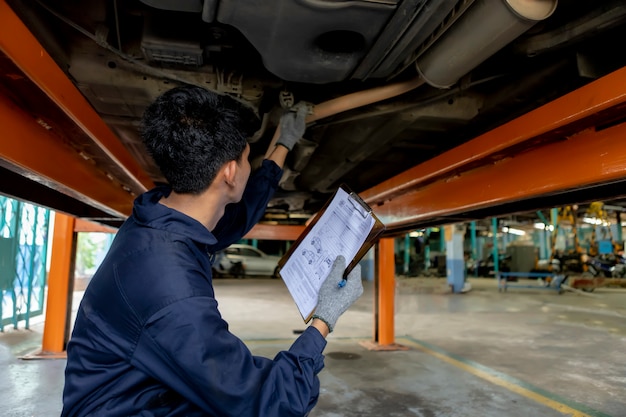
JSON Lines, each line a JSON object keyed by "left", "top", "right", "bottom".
{"left": 497, "top": 272, "right": 566, "bottom": 293}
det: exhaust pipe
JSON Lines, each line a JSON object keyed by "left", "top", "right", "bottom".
{"left": 415, "top": 0, "right": 558, "bottom": 88}
{"left": 264, "top": 76, "right": 425, "bottom": 157}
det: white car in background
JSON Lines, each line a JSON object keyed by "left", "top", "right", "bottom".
{"left": 214, "top": 244, "right": 281, "bottom": 278}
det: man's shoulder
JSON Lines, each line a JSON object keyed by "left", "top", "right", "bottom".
{"left": 113, "top": 221, "right": 205, "bottom": 263}
{"left": 90, "top": 228, "right": 213, "bottom": 320}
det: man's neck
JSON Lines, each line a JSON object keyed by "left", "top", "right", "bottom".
{"left": 159, "top": 187, "right": 227, "bottom": 232}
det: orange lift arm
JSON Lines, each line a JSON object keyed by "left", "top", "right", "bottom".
{"left": 243, "top": 224, "right": 306, "bottom": 241}
{"left": 0, "top": 0, "right": 152, "bottom": 221}
{"left": 362, "top": 65, "right": 626, "bottom": 231}
{"left": 0, "top": 92, "right": 135, "bottom": 218}
{"left": 0, "top": 0, "right": 152, "bottom": 195}
{"left": 74, "top": 218, "right": 118, "bottom": 234}
{"left": 372, "top": 121, "right": 626, "bottom": 229}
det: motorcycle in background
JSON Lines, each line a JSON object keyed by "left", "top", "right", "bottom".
{"left": 582, "top": 253, "right": 626, "bottom": 278}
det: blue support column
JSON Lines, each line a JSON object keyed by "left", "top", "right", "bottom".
{"left": 536, "top": 211, "right": 550, "bottom": 260}
{"left": 404, "top": 233, "right": 410, "bottom": 275}
{"left": 537, "top": 230, "right": 547, "bottom": 260}
{"left": 439, "top": 228, "right": 445, "bottom": 253}
{"left": 424, "top": 229, "right": 431, "bottom": 270}
{"left": 470, "top": 221, "right": 477, "bottom": 277}
{"left": 536, "top": 210, "right": 549, "bottom": 226}
{"left": 551, "top": 208, "right": 558, "bottom": 258}
{"left": 492, "top": 218, "right": 499, "bottom": 276}
{"left": 251, "top": 239, "right": 258, "bottom": 248}
{"left": 445, "top": 224, "right": 466, "bottom": 293}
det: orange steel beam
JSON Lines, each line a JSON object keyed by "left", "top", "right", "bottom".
{"left": 41, "top": 213, "right": 76, "bottom": 356}
{"left": 374, "top": 122, "right": 626, "bottom": 229}
{"left": 363, "top": 65, "right": 626, "bottom": 203}
{"left": 243, "top": 223, "right": 306, "bottom": 241}
{"left": 74, "top": 218, "right": 118, "bottom": 234}
{"left": 0, "top": 92, "right": 134, "bottom": 217}
{"left": 0, "top": 0, "right": 152, "bottom": 193}
{"left": 362, "top": 65, "right": 626, "bottom": 229}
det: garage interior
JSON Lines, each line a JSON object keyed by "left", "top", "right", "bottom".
{"left": 1, "top": 0, "right": 626, "bottom": 416}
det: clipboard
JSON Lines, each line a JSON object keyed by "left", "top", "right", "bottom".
{"left": 277, "top": 184, "right": 386, "bottom": 321}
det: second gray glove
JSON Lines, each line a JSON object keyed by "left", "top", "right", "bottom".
{"left": 277, "top": 102, "right": 309, "bottom": 151}
{"left": 312, "top": 255, "right": 364, "bottom": 333}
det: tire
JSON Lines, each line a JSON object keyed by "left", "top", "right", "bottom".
{"left": 580, "top": 272, "right": 596, "bottom": 292}
{"left": 229, "top": 262, "right": 245, "bottom": 279}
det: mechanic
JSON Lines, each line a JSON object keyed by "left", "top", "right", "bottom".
{"left": 61, "top": 85, "right": 364, "bottom": 417}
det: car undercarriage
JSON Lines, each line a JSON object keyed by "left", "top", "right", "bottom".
{"left": 4, "top": 0, "right": 626, "bottom": 227}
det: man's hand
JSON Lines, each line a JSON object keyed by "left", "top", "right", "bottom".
{"left": 277, "top": 102, "right": 309, "bottom": 151}
{"left": 312, "top": 256, "right": 363, "bottom": 333}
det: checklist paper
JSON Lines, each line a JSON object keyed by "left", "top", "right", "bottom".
{"left": 278, "top": 186, "right": 383, "bottom": 321}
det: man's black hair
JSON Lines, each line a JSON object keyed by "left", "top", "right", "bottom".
{"left": 141, "top": 85, "right": 258, "bottom": 194}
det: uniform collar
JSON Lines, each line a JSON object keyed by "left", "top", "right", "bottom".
{"left": 132, "top": 186, "right": 218, "bottom": 246}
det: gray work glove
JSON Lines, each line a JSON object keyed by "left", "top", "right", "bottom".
{"left": 312, "top": 255, "right": 364, "bottom": 333}
{"left": 277, "top": 102, "right": 309, "bottom": 151}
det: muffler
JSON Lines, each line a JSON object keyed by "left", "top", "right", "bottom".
{"left": 415, "top": 0, "right": 558, "bottom": 88}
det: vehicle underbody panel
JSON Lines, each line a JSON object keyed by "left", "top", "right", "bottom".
{"left": 3, "top": 0, "right": 626, "bottom": 226}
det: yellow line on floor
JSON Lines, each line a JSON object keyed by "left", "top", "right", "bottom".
{"left": 401, "top": 338, "right": 593, "bottom": 417}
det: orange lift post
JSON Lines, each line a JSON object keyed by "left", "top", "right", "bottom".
{"left": 33, "top": 217, "right": 116, "bottom": 358}
{"left": 360, "top": 237, "right": 409, "bottom": 351}
{"left": 40, "top": 213, "right": 76, "bottom": 357}
{"left": 377, "top": 238, "right": 395, "bottom": 346}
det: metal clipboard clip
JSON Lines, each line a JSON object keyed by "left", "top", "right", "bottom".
{"left": 348, "top": 191, "right": 371, "bottom": 219}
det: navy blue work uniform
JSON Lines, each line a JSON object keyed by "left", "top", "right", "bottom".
{"left": 62, "top": 160, "right": 326, "bottom": 417}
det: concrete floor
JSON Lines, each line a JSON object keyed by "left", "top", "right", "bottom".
{"left": 1, "top": 276, "right": 625, "bottom": 416}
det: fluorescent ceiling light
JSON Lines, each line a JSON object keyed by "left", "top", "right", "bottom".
{"left": 502, "top": 226, "right": 526, "bottom": 235}
{"left": 534, "top": 222, "right": 554, "bottom": 231}
{"left": 582, "top": 217, "right": 610, "bottom": 226}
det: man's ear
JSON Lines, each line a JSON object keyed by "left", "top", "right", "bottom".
{"left": 222, "top": 159, "right": 238, "bottom": 187}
